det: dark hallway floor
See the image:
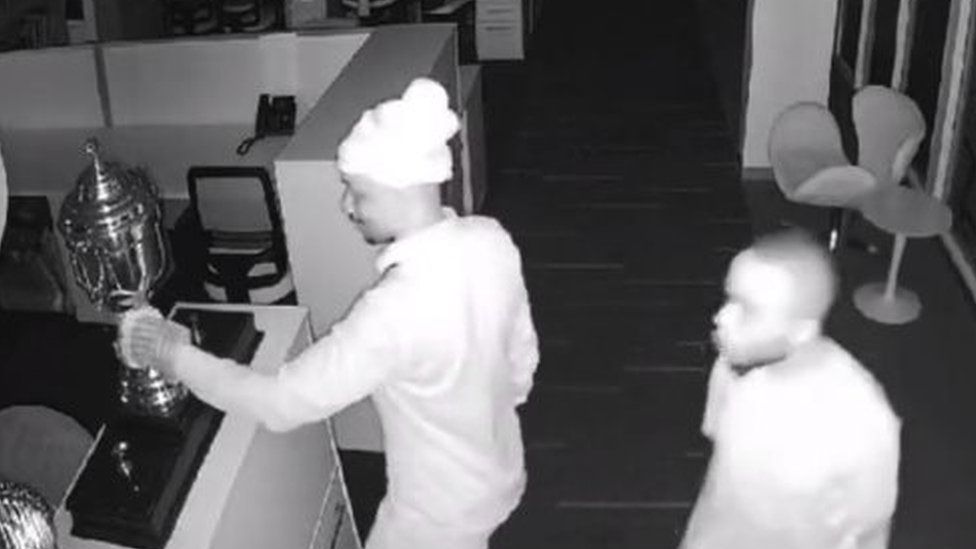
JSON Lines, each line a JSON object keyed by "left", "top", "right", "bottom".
{"left": 481, "top": 1, "right": 748, "bottom": 547}
{"left": 2, "top": 1, "right": 976, "bottom": 548}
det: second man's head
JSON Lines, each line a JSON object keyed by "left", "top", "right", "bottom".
{"left": 712, "top": 228, "right": 838, "bottom": 368}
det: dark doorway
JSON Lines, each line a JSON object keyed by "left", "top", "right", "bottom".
{"left": 692, "top": 0, "right": 750, "bottom": 151}
{"left": 948, "top": 45, "right": 976, "bottom": 272}
{"left": 869, "top": 0, "right": 901, "bottom": 86}
{"left": 905, "top": 0, "right": 952, "bottom": 177}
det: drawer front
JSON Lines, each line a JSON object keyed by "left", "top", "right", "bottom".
{"left": 477, "top": 8, "right": 520, "bottom": 24}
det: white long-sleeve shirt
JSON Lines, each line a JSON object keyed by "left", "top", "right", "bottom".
{"left": 682, "top": 338, "right": 901, "bottom": 549}
{"left": 173, "top": 212, "right": 539, "bottom": 532}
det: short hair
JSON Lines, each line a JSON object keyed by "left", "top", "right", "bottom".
{"left": 746, "top": 228, "right": 838, "bottom": 321}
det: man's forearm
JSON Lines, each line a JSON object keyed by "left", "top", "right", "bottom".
{"left": 173, "top": 345, "right": 301, "bottom": 431}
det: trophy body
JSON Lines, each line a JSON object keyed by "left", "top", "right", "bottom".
{"left": 56, "top": 139, "right": 264, "bottom": 549}
{"left": 57, "top": 139, "right": 186, "bottom": 417}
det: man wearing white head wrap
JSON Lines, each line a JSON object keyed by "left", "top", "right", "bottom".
{"left": 117, "top": 78, "right": 539, "bottom": 549}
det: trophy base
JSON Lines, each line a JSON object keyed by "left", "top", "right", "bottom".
{"left": 65, "top": 399, "right": 222, "bottom": 549}
{"left": 118, "top": 366, "right": 190, "bottom": 420}
{"left": 66, "top": 309, "right": 263, "bottom": 549}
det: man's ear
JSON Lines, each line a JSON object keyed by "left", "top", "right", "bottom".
{"left": 788, "top": 318, "right": 821, "bottom": 347}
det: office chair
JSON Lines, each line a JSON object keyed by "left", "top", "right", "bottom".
{"left": 166, "top": 0, "right": 221, "bottom": 35}
{"left": 0, "top": 405, "right": 93, "bottom": 507}
{"left": 342, "top": 0, "right": 405, "bottom": 20}
{"left": 187, "top": 166, "right": 295, "bottom": 304}
{"left": 768, "top": 102, "right": 878, "bottom": 251}
{"left": 218, "top": 0, "right": 284, "bottom": 33}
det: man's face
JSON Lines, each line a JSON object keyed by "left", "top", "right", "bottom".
{"left": 340, "top": 173, "right": 400, "bottom": 245}
{"left": 712, "top": 252, "right": 800, "bottom": 368}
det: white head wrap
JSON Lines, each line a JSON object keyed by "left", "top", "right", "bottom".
{"left": 337, "top": 77, "right": 460, "bottom": 188}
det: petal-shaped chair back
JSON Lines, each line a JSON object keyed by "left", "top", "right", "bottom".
{"left": 0, "top": 405, "right": 93, "bottom": 507}
{"left": 853, "top": 85, "right": 926, "bottom": 187}
{"left": 769, "top": 102, "right": 851, "bottom": 198}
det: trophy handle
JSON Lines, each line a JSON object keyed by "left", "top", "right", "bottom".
{"left": 68, "top": 244, "right": 110, "bottom": 308}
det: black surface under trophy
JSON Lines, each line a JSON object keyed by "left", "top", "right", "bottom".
{"left": 56, "top": 139, "right": 264, "bottom": 549}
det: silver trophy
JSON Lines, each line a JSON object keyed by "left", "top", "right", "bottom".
{"left": 57, "top": 139, "right": 187, "bottom": 418}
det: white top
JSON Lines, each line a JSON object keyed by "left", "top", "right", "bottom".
{"left": 683, "top": 338, "right": 901, "bottom": 549}
{"left": 174, "top": 212, "right": 539, "bottom": 532}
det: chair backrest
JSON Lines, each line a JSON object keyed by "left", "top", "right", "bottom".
{"left": 768, "top": 102, "right": 850, "bottom": 197}
{"left": 167, "top": 0, "right": 219, "bottom": 33}
{"left": 187, "top": 166, "right": 281, "bottom": 238}
{"left": 220, "top": 0, "right": 282, "bottom": 31}
{"left": 853, "top": 85, "right": 926, "bottom": 187}
{"left": 188, "top": 166, "right": 292, "bottom": 303}
{"left": 0, "top": 405, "right": 93, "bottom": 507}
{"left": 220, "top": 0, "right": 260, "bottom": 28}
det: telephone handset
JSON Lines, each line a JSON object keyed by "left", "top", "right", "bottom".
{"left": 236, "top": 94, "right": 297, "bottom": 156}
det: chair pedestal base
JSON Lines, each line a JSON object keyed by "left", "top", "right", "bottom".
{"left": 853, "top": 282, "right": 921, "bottom": 324}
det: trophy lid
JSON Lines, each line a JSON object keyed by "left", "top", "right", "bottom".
{"left": 57, "top": 138, "right": 159, "bottom": 243}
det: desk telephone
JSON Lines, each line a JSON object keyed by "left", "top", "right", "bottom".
{"left": 236, "top": 94, "right": 296, "bottom": 156}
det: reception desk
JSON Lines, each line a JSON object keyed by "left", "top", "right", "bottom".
{"left": 54, "top": 303, "right": 361, "bottom": 549}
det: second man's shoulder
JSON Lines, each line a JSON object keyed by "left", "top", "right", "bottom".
{"left": 457, "top": 215, "right": 521, "bottom": 250}
{"left": 822, "top": 339, "right": 901, "bottom": 429}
